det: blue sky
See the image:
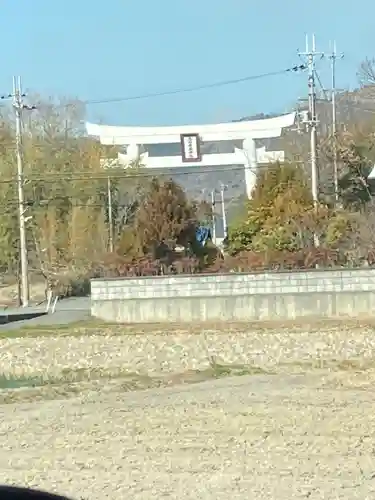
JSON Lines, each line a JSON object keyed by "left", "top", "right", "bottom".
{"left": 0, "top": 0, "right": 373, "bottom": 126}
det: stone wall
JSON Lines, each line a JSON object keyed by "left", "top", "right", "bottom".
{"left": 91, "top": 269, "right": 375, "bottom": 323}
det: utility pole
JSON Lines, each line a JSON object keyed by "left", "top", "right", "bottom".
{"left": 13, "top": 77, "right": 29, "bottom": 307}
{"left": 299, "top": 35, "right": 324, "bottom": 247}
{"left": 0, "top": 78, "right": 36, "bottom": 307}
{"left": 210, "top": 190, "right": 216, "bottom": 244}
{"left": 328, "top": 41, "right": 344, "bottom": 204}
{"left": 219, "top": 183, "right": 228, "bottom": 240}
{"left": 107, "top": 176, "right": 114, "bottom": 253}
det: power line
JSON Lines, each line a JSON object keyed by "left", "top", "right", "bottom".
{"left": 0, "top": 188, "right": 304, "bottom": 212}
{"left": 80, "top": 65, "right": 307, "bottom": 106}
{"left": 0, "top": 92, "right": 370, "bottom": 138}
{"left": 0, "top": 64, "right": 306, "bottom": 111}
{"left": 0, "top": 161, "right": 307, "bottom": 186}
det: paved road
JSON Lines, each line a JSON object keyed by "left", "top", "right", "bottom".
{"left": 0, "top": 296, "right": 91, "bottom": 330}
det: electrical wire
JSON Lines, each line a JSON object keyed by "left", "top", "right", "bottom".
{"left": 0, "top": 64, "right": 307, "bottom": 111}
{"left": 1, "top": 201, "right": 210, "bottom": 209}
{"left": 313, "top": 70, "right": 329, "bottom": 101}
{"left": 0, "top": 178, "right": 303, "bottom": 213}
{"left": 0, "top": 174, "right": 307, "bottom": 212}
{"left": 71, "top": 65, "right": 307, "bottom": 106}
{"left": 0, "top": 161, "right": 306, "bottom": 185}
{"left": 0, "top": 60, "right": 371, "bottom": 196}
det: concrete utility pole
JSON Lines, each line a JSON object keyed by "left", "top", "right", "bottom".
{"left": 1, "top": 78, "right": 36, "bottom": 307}
{"left": 299, "top": 35, "right": 321, "bottom": 207}
{"left": 328, "top": 41, "right": 344, "bottom": 204}
{"left": 13, "top": 77, "right": 29, "bottom": 307}
{"left": 210, "top": 190, "right": 216, "bottom": 244}
{"left": 298, "top": 35, "right": 324, "bottom": 247}
{"left": 107, "top": 176, "right": 114, "bottom": 253}
{"left": 219, "top": 183, "right": 228, "bottom": 240}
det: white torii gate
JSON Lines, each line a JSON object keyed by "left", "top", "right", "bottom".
{"left": 85, "top": 112, "right": 295, "bottom": 198}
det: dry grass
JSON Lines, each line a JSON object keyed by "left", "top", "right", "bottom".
{"left": 2, "top": 369, "right": 374, "bottom": 499}
{"left": 0, "top": 361, "right": 271, "bottom": 405}
{"left": 2, "top": 317, "right": 375, "bottom": 407}
{"left": 2, "top": 316, "right": 375, "bottom": 339}
{"left": 2, "top": 355, "right": 375, "bottom": 406}
{"left": 0, "top": 282, "right": 46, "bottom": 307}
{"left": 2, "top": 317, "right": 375, "bottom": 498}
{"left": 277, "top": 358, "right": 370, "bottom": 372}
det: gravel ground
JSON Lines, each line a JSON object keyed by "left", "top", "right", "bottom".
{"left": 1, "top": 373, "right": 375, "bottom": 499}
{"left": 1, "top": 323, "right": 375, "bottom": 499}
{"left": 1, "top": 323, "right": 375, "bottom": 378}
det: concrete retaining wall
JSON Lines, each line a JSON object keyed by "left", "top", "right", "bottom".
{"left": 90, "top": 269, "right": 375, "bottom": 323}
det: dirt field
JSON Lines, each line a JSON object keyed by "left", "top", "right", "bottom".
{"left": 1, "top": 322, "right": 375, "bottom": 499}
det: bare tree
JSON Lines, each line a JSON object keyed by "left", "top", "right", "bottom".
{"left": 358, "top": 57, "right": 375, "bottom": 87}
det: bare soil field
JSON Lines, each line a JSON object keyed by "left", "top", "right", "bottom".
{"left": 0, "top": 321, "right": 375, "bottom": 499}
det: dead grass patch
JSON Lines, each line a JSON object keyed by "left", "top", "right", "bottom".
{"left": 2, "top": 316, "right": 375, "bottom": 339}
{"left": 0, "top": 361, "right": 270, "bottom": 405}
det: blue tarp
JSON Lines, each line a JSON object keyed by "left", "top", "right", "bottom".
{"left": 195, "top": 226, "right": 211, "bottom": 246}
